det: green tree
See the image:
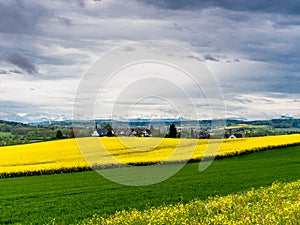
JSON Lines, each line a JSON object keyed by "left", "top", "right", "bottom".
{"left": 56, "top": 130, "right": 64, "bottom": 139}
{"left": 168, "top": 123, "right": 177, "bottom": 138}
{"left": 68, "top": 129, "right": 75, "bottom": 138}
{"left": 103, "top": 124, "right": 114, "bottom": 137}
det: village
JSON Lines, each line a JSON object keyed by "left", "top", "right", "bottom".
{"left": 91, "top": 116, "right": 300, "bottom": 139}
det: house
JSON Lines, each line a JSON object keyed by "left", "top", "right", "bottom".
{"left": 114, "top": 129, "right": 129, "bottom": 136}
{"left": 280, "top": 114, "right": 293, "bottom": 120}
{"left": 97, "top": 128, "right": 108, "bottom": 137}
{"left": 115, "top": 128, "right": 133, "bottom": 136}
{"left": 234, "top": 133, "right": 243, "bottom": 138}
{"left": 198, "top": 131, "right": 210, "bottom": 139}
{"left": 92, "top": 130, "right": 99, "bottom": 137}
{"left": 92, "top": 128, "right": 108, "bottom": 137}
{"left": 130, "top": 128, "right": 151, "bottom": 137}
{"left": 225, "top": 133, "right": 243, "bottom": 139}
{"left": 92, "top": 123, "right": 109, "bottom": 137}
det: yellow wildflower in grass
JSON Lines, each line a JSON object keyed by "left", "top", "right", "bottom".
{"left": 80, "top": 179, "right": 300, "bottom": 225}
{"left": 0, "top": 134, "right": 300, "bottom": 176}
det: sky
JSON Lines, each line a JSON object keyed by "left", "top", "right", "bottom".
{"left": 0, "top": 0, "right": 300, "bottom": 122}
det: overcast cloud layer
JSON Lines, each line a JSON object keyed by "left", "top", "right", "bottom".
{"left": 0, "top": 0, "right": 300, "bottom": 122}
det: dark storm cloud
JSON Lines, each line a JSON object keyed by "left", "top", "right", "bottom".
{"left": 203, "top": 54, "right": 219, "bottom": 62}
{"left": 7, "top": 53, "right": 37, "bottom": 74}
{"left": 140, "top": 0, "right": 300, "bottom": 14}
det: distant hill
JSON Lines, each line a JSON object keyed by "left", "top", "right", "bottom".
{"left": 3, "top": 117, "right": 300, "bottom": 130}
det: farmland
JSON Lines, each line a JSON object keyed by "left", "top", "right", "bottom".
{"left": 82, "top": 180, "right": 300, "bottom": 224}
{"left": 1, "top": 134, "right": 300, "bottom": 177}
{"left": 0, "top": 145, "right": 299, "bottom": 224}
{"left": 0, "top": 135, "right": 299, "bottom": 224}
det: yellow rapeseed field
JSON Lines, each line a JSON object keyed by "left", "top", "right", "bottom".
{"left": 0, "top": 134, "right": 300, "bottom": 176}
{"left": 0, "top": 139, "right": 89, "bottom": 176}
{"left": 80, "top": 179, "right": 300, "bottom": 224}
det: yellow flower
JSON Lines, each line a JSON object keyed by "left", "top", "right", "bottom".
{"left": 0, "top": 134, "right": 300, "bottom": 176}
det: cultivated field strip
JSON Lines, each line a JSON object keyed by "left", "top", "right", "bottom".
{"left": 80, "top": 179, "right": 300, "bottom": 225}
{"left": 0, "top": 134, "right": 300, "bottom": 177}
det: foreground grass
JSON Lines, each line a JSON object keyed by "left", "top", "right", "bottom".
{"left": 81, "top": 180, "right": 300, "bottom": 224}
{"left": 0, "top": 145, "right": 299, "bottom": 224}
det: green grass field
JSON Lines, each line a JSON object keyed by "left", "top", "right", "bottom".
{"left": 0, "top": 145, "right": 299, "bottom": 224}
{"left": 0, "top": 132, "right": 12, "bottom": 137}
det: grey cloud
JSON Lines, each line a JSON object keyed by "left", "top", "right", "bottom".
{"left": 187, "top": 54, "right": 237, "bottom": 63}
{"left": 7, "top": 53, "right": 37, "bottom": 74}
{"left": 0, "top": 100, "right": 42, "bottom": 120}
{"left": 0, "top": 69, "right": 23, "bottom": 75}
{"left": 221, "top": 72, "right": 300, "bottom": 95}
{"left": 173, "top": 23, "right": 184, "bottom": 32}
{"left": 121, "top": 46, "right": 136, "bottom": 52}
{"left": 0, "top": 70, "right": 8, "bottom": 74}
{"left": 0, "top": 1, "right": 48, "bottom": 34}
{"left": 56, "top": 16, "right": 72, "bottom": 26}
{"left": 0, "top": 0, "right": 299, "bottom": 121}
{"left": 203, "top": 54, "right": 219, "bottom": 62}
{"left": 190, "top": 9, "right": 300, "bottom": 64}
{"left": 185, "top": 55, "right": 203, "bottom": 62}
{"left": 10, "top": 69, "right": 23, "bottom": 74}
{"left": 226, "top": 59, "right": 240, "bottom": 63}
{"left": 266, "top": 75, "right": 300, "bottom": 94}
{"left": 0, "top": 99, "right": 60, "bottom": 122}
{"left": 273, "top": 16, "right": 300, "bottom": 28}
{"left": 140, "top": 0, "right": 300, "bottom": 15}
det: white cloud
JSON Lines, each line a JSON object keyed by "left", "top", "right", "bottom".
{"left": 224, "top": 93, "right": 300, "bottom": 120}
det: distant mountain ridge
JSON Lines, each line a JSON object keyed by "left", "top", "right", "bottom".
{"left": 1, "top": 117, "right": 300, "bottom": 129}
